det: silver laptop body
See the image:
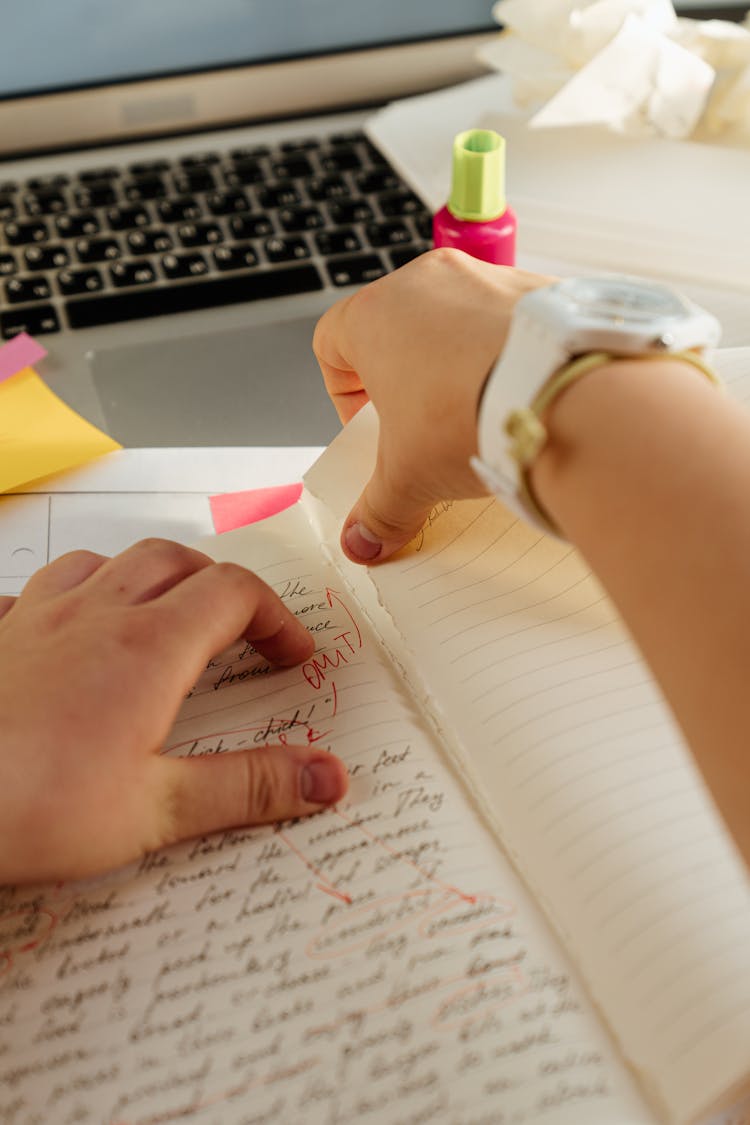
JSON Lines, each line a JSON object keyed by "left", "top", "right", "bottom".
{"left": 0, "top": 2, "right": 496, "bottom": 446}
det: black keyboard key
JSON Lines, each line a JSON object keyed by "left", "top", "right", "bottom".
{"left": 177, "top": 221, "right": 223, "bottom": 247}
{"left": 365, "top": 220, "right": 412, "bottom": 248}
{"left": 328, "top": 200, "right": 373, "bottom": 225}
{"left": 204, "top": 189, "right": 250, "bottom": 216}
{"left": 307, "top": 175, "right": 349, "bottom": 202}
{"left": 5, "top": 275, "right": 52, "bottom": 304}
{"left": 129, "top": 160, "right": 170, "bottom": 176}
{"left": 230, "top": 144, "right": 270, "bottom": 160}
{"left": 278, "top": 205, "right": 325, "bottom": 232}
{"left": 1, "top": 305, "right": 59, "bottom": 339}
{"left": 258, "top": 182, "right": 301, "bottom": 209}
{"left": 56, "top": 211, "right": 99, "bottom": 238}
{"left": 0, "top": 253, "right": 18, "bottom": 276}
{"left": 24, "top": 244, "right": 70, "bottom": 271}
{"left": 326, "top": 253, "right": 386, "bottom": 287}
{"left": 223, "top": 160, "right": 263, "bottom": 187}
{"left": 0, "top": 196, "right": 16, "bottom": 221}
{"left": 315, "top": 228, "right": 361, "bottom": 256}
{"left": 414, "top": 213, "right": 433, "bottom": 241}
{"left": 74, "top": 182, "right": 118, "bottom": 208}
{"left": 213, "top": 243, "right": 259, "bottom": 271}
{"left": 161, "top": 251, "right": 209, "bottom": 279}
{"left": 271, "top": 155, "right": 314, "bottom": 179}
{"left": 110, "top": 259, "right": 158, "bottom": 288}
{"left": 4, "top": 220, "right": 50, "bottom": 245}
{"left": 123, "top": 176, "right": 167, "bottom": 202}
{"left": 65, "top": 263, "right": 323, "bottom": 328}
{"left": 390, "top": 245, "right": 429, "bottom": 269}
{"left": 330, "top": 131, "right": 365, "bottom": 145}
{"left": 180, "top": 152, "right": 220, "bottom": 167}
{"left": 158, "top": 197, "right": 202, "bottom": 223}
{"left": 26, "top": 173, "right": 69, "bottom": 190}
{"left": 363, "top": 140, "right": 388, "bottom": 166}
{"left": 356, "top": 169, "right": 401, "bottom": 194}
{"left": 264, "top": 235, "right": 310, "bottom": 263}
{"left": 106, "top": 204, "right": 151, "bottom": 230}
{"left": 319, "top": 147, "right": 361, "bottom": 173}
{"left": 23, "top": 189, "right": 67, "bottom": 216}
{"left": 281, "top": 138, "right": 320, "bottom": 151}
{"left": 78, "top": 166, "right": 121, "bottom": 182}
{"left": 75, "top": 237, "right": 122, "bottom": 263}
{"left": 229, "top": 214, "right": 274, "bottom": 239}
{"left": 127, "top": 228, "right": 173, "bottom": 254}
{"left": 57, "top": 266, "right": 105, "bottom": 296}
{"left": 379, "top": 190, "right": 424, "bottom": 217}
{"left": 172, "top": 169, "right": 215, "bottom": 194}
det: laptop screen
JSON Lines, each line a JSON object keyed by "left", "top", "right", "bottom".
{"left": 0, "top": 0, "right": 496, "bottom": 100}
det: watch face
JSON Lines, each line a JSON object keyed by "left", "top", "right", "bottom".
{"left": 555, "top": 276, "right": 690, "bottom": 326}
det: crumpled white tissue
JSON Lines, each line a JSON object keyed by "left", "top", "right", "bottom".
{"left": 479, "top": 0, "right": 750, "bottom": 141}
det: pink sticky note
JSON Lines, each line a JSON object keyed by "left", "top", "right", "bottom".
{"left": 210, "top": 482, "right": 303, "bottom": 534}
{"left": 0, "top": 333, "right": 48, "bottom": 384}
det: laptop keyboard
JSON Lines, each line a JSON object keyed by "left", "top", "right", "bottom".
{"left": 0, "top": 131, "right": 433, "bottom": 340}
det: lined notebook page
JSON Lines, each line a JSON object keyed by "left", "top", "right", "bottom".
{"left": 0, "top": 504, "right": 654, "bottom": 1125}
{"left": 305, "top": 354, "right": 750, "bottom": 1125}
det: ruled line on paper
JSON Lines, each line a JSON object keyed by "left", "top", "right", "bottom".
{"left": 481, "top": 651, "right": 640, "bottom": 725}
{"left": 525, "top": 741, "right": 672, "bottom": 813}
{"left": 431, "top": 554, "right": 583, "bottom": 635}
{"left": 618, "top": 899, "right": 750, "bottom": 986}
{"left": 568, "top": 805, "right": 706, "bottom": 884}
{"left": 465, "top": 616, "right": 621, "bottom": 695}
{"left": 610, "top": 877, "right": 743, "bottom": 957}
{"left": 552, "top": 782, "right": 698, "bottom": 857}
{"left": 579, "top": 825, "right": 719, "bottom": 904}
{"left": 448, "top": 591, "right": 609, "bottom": 664}
{"left": 401, "top": 499, "right": 497, "bottom": 576}
{"left": 503, "top": 695, "right": 664, "bottom": 765}
{"left": 668, "top": 990, "right": 750, "bottom": 1065}
{"left": 414, "top": 528, "right": 544, "bottom": 605}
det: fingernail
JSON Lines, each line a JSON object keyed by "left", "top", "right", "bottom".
{"left": 302, "top": 759, "right": 343, "bottom": 804}
{"left": 344, "top": 521, "right": 382, "bottom": 561}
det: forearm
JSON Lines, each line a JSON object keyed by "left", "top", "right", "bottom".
{"left": 531, "top": 358, "right": 750, "bottom": 865}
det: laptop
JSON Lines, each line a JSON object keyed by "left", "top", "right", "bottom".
{"left": 0, "top": 1, "right": 497, "bottom": 446}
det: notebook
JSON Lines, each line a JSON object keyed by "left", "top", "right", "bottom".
{"left": 0, "top": 0, "right": 496, "bottom": 447}
{"left": 2, "top": 348, "right": 749, "bottom": 1125}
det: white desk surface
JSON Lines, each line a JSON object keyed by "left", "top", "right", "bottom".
{"left": 0, "top": 447, "right": 323, "bottom": 597}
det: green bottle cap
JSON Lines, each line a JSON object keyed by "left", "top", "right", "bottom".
{"left": 448, "top": 128, "right": 506, "bottom": 222}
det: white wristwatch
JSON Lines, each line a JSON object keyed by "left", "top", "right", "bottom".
{"left": 472, "top": 275, "right": 721, "bottom": 535}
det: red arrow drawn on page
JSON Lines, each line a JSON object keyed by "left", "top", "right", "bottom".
{"left": 335, "top": 810, "right": 476, "bottom": 905}
{"left": 277, "top": 830, "right": 352, "bottom": 905}
{"left": 325, "top": 588, "right": 362, "bottom": 649}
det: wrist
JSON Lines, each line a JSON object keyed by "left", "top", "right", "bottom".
{"left": 473, "top": 276, "right": 721, "bottom": 538}
{"left": 529, "top": 356, "right": 717, "bottom": 539}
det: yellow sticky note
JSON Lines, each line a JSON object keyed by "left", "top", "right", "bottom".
{"left": 0, "top": 366, "right": 121, "bottom": 492}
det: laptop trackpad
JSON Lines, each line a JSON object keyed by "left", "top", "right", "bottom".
{"left": 89, "top": 317, "right": 341, "bottom": 447}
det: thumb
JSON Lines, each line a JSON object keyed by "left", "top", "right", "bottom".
{"left": 342, "top": 468, "right": 434, "bottom": 564}
{"left": 154, "top": 746, "right": 349, "bottom": 844}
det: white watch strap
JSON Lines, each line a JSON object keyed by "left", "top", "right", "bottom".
{"left": 476, "top": 303, "right": 568, "bottom": 498}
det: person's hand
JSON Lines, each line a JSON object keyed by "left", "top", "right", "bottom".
{"left": 0, "top": 539, "right": 348, "bottom": 884}
{"left": 313, "top": 248, "right": 551, "bottom": 563}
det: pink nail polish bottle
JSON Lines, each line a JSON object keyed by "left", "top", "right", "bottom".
{"left": 432, "top": 128, "right": 516, "bottom": 266}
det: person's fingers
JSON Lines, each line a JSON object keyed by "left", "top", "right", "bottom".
{"left": 327, "top": 380, "right": 370, "bottom": 425}
{"left": 0, "top": 595, "right": 17, "bottom": 622}
{"left": 341, "top": 452, "right": 435, "bottom": 564}
{"left": 154, "top": 746, "right": 349, "bottom": 841}
{"left": 151, "top": 560, "right": 314, "bottom": 678}
{"left": 312, "top": 293, "right": 370, "bottom": 424}
{"left": 20, "top": 550, "right": 109, "bottom": 601}
{"left": 84, "top": 538, "right": 215, "bottom": 604}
